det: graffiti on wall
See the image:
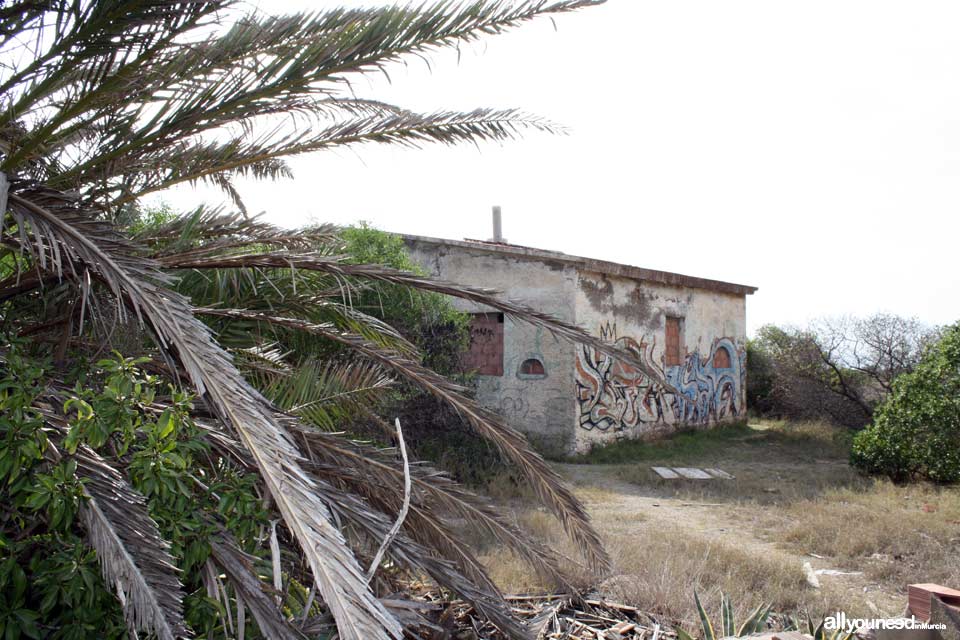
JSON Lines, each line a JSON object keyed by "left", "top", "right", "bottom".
{"left": 575, "top": 323, "right": 745, "bottom": 431}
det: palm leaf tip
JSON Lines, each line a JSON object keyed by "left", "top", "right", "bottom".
{"left": 72, "top": 444, "right": 189, "bottom": 640}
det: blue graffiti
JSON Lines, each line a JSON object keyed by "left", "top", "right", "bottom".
{"left": 664, "top": 338, "right": 744, "bottom": 424}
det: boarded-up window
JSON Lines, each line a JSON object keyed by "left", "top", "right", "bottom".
{"left": 665, "top": 317, "right": 682, "bottom": 366}
{"left": 519, "top": 358, "right": 545, "bottom": 375}
{"left": 713, "top": 346, "right": 731, "bottom": 369}
{"left": 462, "top": 313, "right": 504, "bottom": 376}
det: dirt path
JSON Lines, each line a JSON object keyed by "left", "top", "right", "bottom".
{"left": 555, "top": 463, "right": 904, "bottom": 615}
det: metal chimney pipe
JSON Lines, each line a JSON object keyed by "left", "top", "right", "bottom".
{"left": 491, "top": 205, "right": 503, "bottom": 243}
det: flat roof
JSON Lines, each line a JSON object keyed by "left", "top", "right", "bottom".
{"left": 402, "top": 234, "right": 758, "bottom": 297}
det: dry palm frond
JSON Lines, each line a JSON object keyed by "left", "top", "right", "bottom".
{"left": 74, "top": 445, "right": 190, "bottom": 640}
{"left": 36, "top": 408, "right": 189, "bottom": 640}
{"left": 233, "top": 342, "right": 292, "bottom": 378}
{"left": 305, "top": 466, "right": 534, "bottom": 640}
{"left": 196, "top": 306, "right": 609, "bottom": 573}
{"left": 5, "top": 192, "right": 402, "bottom": 640}
{"left": 297, "top": 428, "right": 577, "bottom": 592}
{"left": 196, "top": 413, "right": 537, "bottom": 638}
{"left": 192, "top": 409, "right": 567, "bottom": 638}
{"left": 209, "top": 532, "right": 305, "bottom": 640}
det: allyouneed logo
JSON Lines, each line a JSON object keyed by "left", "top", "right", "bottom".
{"left": 824, "top": 612, "right": 947, "bottom": 633}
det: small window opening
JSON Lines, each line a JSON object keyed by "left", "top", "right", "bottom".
{"left": 665, "top": 316, "right": 683, "bottom": 366}
{"left": 713, "top": 346, "right": 731, "bottom": 369}
{"left": 520, "top": 358, "right": 545, "bottom": 375}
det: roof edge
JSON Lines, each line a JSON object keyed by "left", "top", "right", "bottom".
{"left": 401, "top": 234, "right": 758, "bottom": 297}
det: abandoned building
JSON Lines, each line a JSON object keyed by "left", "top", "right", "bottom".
{"left": 403, "top": 212, "right": 758, "bottom": 456}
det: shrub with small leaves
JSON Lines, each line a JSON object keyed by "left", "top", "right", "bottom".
{"left": 851, "top": 323, "right": 960, "bottom": 483}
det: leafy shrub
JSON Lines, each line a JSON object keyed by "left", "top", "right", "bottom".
{"left": 851, "top": 323, "right": 960, "bottom": 483}
{"left": 0, "top": 342, "right": 269, "bottom": 639}
{"left": 745, "top": 338, "right": 776, "bottom": 416}
{"left": 340, "top": 223, "right": 469, "bottom": 374}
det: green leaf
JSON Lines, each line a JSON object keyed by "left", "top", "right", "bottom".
{"left": 720, "top": 593, "right": 734, "bottom": 638}
{"left": 694, "top": 591, "right": 715, "bottom": 640}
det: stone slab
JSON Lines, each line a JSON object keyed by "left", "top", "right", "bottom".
{"left": 705, "top": 468, "right": 735, "bottom": 479}
{"left": 651, "top": 466, "right": 680, "bottom": 479}
{"left": 673, "top": 467, "right": 713, "bottom": 480}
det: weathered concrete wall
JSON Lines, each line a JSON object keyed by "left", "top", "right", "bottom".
{"left": 405, "top": 239, "right": 579, "bottom": 457}
{"left": 573, "top": 270, "right": 747, "bottom": 453}
{"left": 405, "top": 236, "right": 751, "bottom": 457}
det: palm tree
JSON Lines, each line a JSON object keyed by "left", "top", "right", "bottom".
{"left": 0, "top": 1, "right": 671, "bottom": 638}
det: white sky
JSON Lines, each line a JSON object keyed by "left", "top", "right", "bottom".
{"left": 154, "top": 0, "right": 960, "bottom": 335}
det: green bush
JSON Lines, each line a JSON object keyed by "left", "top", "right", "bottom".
{"left": 745, "top": 338, "right": 776, "bottom": 417}
{"left": 339, "top": 223, "right": 469, "bottom": 374}
{"left": 0, "top": 342, "right": 269, "bottom": 639}
{"left": 851, "top": 323, "right": 960, "bottom": 483}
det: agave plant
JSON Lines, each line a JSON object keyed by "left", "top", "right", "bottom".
{"left": 678, "top": 592, "right": 857, "bottom": 640}
{"left": 0, "top": 1, "right": 703, "bottom": 639}
{"left": 676, "top": 592, "right": 772, "bottom": 640}
{"left": 798, "top": 613, "right": 859, "bottom": 640}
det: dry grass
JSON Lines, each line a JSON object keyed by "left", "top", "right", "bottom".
{"left": 475, "top": 420, "right": 960, "bottom": 628}
{"left": 779, "top": 481, "right": 960, "bottom": 586}
{"left": 596, "top": 528, "right": 856, "bottom": 625}
{"left": 479, "top": 505, "right": 862, "bottom": 627}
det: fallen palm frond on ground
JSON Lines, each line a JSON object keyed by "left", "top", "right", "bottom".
{"left": 397, "top": 591, "right": 684, "bottom": 640}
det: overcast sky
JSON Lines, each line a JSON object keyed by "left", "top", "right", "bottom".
{"left": 153, "top": 0, "right": 960, "bottom": 335}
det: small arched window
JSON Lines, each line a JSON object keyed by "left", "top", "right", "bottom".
{"left": 520, "top": 358, "right": 545, "bottom": 375}
{"left": 517, "top": 357, "right": 547, "bottom": 379}
{"left": 713, "top": 346, "right": 731, "bottom": 369}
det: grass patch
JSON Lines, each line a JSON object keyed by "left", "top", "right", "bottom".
{"left": 478, "top": 419, "right": 960, "bottom": 628}
{"left": 566, "top": 422, "right": 754, "bottom": 465}
{"left": 565, "top": 420, "right": 851, "bottom": 466}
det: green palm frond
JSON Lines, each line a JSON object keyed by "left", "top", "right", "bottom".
{"left": 111, "top": 109, "right": 562, "bottom": 204}
{"left": 3, "top": 1, "right": 600, "bottom": 210}
{"left": 259, "top": 358, "right": 394, "bottom": 431}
